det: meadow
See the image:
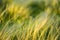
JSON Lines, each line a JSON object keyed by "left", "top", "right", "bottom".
{"left": 0, "top": 0, "right": 60, "bottom": 40}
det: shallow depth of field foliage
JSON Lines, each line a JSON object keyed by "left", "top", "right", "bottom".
{"left": 0, "top": 0, "right": 60, "bottom": 40}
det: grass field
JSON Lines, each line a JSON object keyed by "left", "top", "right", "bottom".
{"left": 0, "top": 0, "right": 60, "bottom": 40}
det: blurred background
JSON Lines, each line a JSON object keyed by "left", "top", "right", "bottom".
{"left": 0, "top": 0, "right": 60, "bottom": 40}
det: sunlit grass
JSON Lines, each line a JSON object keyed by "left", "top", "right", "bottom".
{"left": 0, "top": 0, "right": 60, "bottom": 40}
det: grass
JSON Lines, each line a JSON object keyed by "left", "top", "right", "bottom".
{"left": 0, "top": 0, "right": 60, "bottom": 40}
